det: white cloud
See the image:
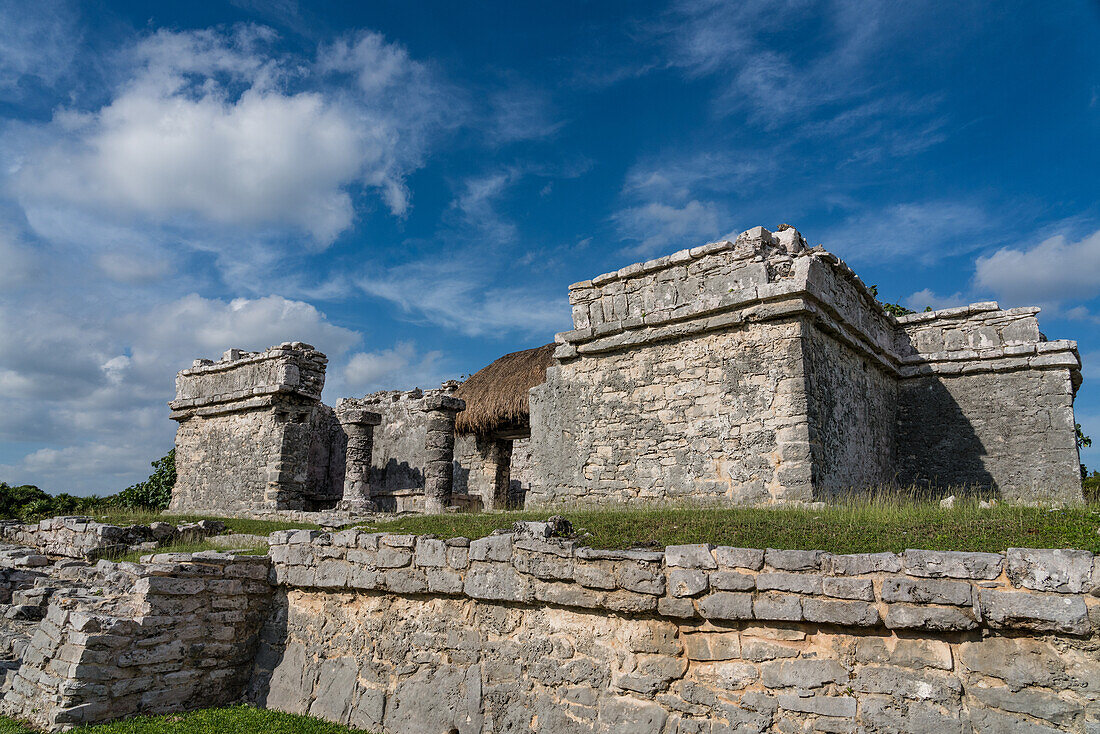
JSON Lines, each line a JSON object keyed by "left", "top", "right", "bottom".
{"left": 0, "top": 290, "right": 361, "bottom": 493}
{"left": 485, "top": 86, "right": 564, "bottom": 143}
{"left": 612, "top": 200, "right": 724, "bottom": 256}
{"left": 342, "top": 342, "right": 446, "bottom": 395}
{"left": 974, "top": 229, "right": 1100, "bottom": 307}
{"left": 10, "top": 25, "right": 455, "bottom": 251}
{"left": 662, "top": 0, "right": 954, "bottom": 159}
{"left": 903, "top": 288, "right": 968, "bottom": 312}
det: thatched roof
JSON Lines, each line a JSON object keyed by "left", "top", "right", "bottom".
{"left": 454, "top": 343, "right": 556, "bottom": 436}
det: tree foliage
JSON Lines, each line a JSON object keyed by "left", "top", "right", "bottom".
{"left": 115, "top": 449, "right": 176, "bottom": 511}
{"left": 0, "top": 448, "right": 176, "bottom": 521}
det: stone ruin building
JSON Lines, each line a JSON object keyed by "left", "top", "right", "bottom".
{"left": 168, "top": 225, "right": 1084, "bottom": 517}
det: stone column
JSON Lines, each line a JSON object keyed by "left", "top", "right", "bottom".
{"left": 336, "top": 408, "right": 382, "bottom": 512}
{"left": 422, "top": 395, "right": 466, "bottom": 514}
{"left": 478, "top": 435, "right": 513, "bottom": 511}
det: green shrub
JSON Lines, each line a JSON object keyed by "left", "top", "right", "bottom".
{"left": 114, "top": 449, "right": 176, "bottom": 511}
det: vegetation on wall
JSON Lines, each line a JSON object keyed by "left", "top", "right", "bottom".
{"left": 867, "top": 284, "right": 932, "bottom": 318}
{"left": 0, "top": 449, "right": 176, "bottom": 522}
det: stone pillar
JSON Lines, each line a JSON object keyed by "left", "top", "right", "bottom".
{"left": 477, "top": 436, "right": 513, "bottom": 511}
{"left": 336, "top": 408, "right": 382, "bottom": 512}
{"left": 422, "top": 396, "right": 466, "bottom": 514}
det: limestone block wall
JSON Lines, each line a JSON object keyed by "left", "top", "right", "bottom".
{"left": 896, "top": 306, "right": 1082, "bottom": 502}
{"left": 803, "top": 325, "right": 897, "bottom": 496}
{"left": 170, "top": 343, "right": 344, "bottom": 514}
{"left": 530, "top": 319, "right": 812, "bottom": 505}
{"left": 1, "top": 552, "right": 272, "bottom": 730}
{"left": 254, "top": 529, "right": 1100, "bottom": 734}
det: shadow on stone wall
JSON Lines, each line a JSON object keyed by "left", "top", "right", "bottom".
{"left": 370, "top": 460, "right": 425, "bottom": 494}
{"left": 895, "top": 377, "right": 998, "bottom": 496}
{"left": 247, "top": 589, "right": 290, "bottom": 711}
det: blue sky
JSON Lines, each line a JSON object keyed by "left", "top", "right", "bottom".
{"left": 1, "top": 0, "right": 1099, "bottom": 494}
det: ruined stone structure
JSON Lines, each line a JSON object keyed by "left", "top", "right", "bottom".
{"left": 169, "top": 225, "right": 1082, "bottom": 515}
{"left": 1, "top": 521, "right": 1099, "bottom": 731}
{"left": 529, "top": 226, "right": 1083, "bottom": 506}
{"left": 169, "top": 346, "right": 467, "bottom": 516}
{"left": 337, "top": 388, "right": 467, "bottom": 513}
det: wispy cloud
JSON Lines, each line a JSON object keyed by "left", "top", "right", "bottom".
{"left": 975, "top": 228, "right": 1100, "bottom": 308}
{"left": 612, "top": 200, "right": 725, "bottom": 257}
{"left": 356, "top": 258, "right": 569, "bottom": 338}
{"left": 0, "top": 0, "right": 80, "bottom": 93}
{"left": 820, "top": 200, "right": 996, "bottom": 265}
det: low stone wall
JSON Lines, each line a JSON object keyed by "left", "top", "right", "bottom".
{"left": 252, "top": 530, "right": 1100, "bottom": 733}
{"left": 0, "top": 552, "right": 272, "bottom": 730}
{"left": 0, "top": 517, "right": 225, "bottom": 560}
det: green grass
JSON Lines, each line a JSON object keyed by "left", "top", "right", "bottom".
{"left": 360, "top": 498, "right": 1100, "bottom": 554}
{"left": 0, "top": 706, "right": 368, "bottom": 733}
{"left": 109, "top": 540, "right": 269, "bottom": 563}
{"left": 87, "top": 511, "right": 318, "bottom": 536}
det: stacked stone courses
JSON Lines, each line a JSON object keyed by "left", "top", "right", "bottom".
{"left": 0, "top": 552, "right": 272, "bottom": 730}
{"left": 529, "top": 225, "right": 1083, "bottom": 506}
{"left": 254, "top": 529, "right": 1100, "bottom": 733}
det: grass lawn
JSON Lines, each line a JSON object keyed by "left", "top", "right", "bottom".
{"left": 111, "top": 539, "right": 269, "bottom": 563}
{"left": 0, "top": 706, "right": 368, "bottom": 733}
{"left": 87, "top": 511, "right": 318, "bottom": 536}
{"left": 361, "top": 498, "right": 1100, "bottom": 554}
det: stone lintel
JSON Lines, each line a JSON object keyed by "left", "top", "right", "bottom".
{"left": 423, "top": 395, "right": 466, "bottom": 413}
{"left": 336, "top": 409, "right": 382, "bottom": 426}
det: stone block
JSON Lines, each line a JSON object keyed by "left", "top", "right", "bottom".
{"left": 978, "top": 589, "right": 1090, "bottom": 635}
{"left": 756, "top": 572, "right": 822, "bottom": 595}
{"left": 821, "top": 577, "right": 873, "bottom": 601}
{"left": 880, "top": 577, "right": 973, "bottom": 606}
{"left": 801, "top": 598, "right": 880, "bottom": 627}
{"left": 574, "top": 561, "right": 617, "bottom": 590}
{"left": 463, "top": 562, "right": 530, "bottom": 603}
{"left": 760, "top": 659, "right": 848, "bottom": 689}
{"left": 753, "top": 593, "right": 803, "bottom": 622}
{"left": 883, "top": 604, "right": 978, "bottom": 631}
{"left": 615, "top": 563, "right": 665, "bottom": 595}
{"left": 413, "top": 539, "right": 447, "bottom": 568}
{"left": 697, "top": 592, "right": 753, "bottom": 621}
{"left": 1005, "top": 548, "right": 1094, "bottom": 593}
{"left": 710, "top": 571, "right": 755, "bottom": 592}
{"left": 469, "top": 535, "right": 513, "bottom": 563}
{"left": 854, "top": 637, "right": 953, "bottom": 670}
{"left": 668, "top": 569, "right": 708, "bottom": 598}
{"left": 714, "top": 547, "right": 765, "bottom": 570}
{"left": 901, "top": 550, "right": 1002, "bottom": 579}
{"left": 665, "top": 545, "right": 717, "bottom": 570}
{"left": 682, "top": 632, "right": 740, "bottom": 661}
{"left": 765, "top": 549, "right": 821, "bottom": 571}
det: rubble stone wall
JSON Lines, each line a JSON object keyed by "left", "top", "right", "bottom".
{"left": 0, "top": 517, "right": 224, "bottom": 560}
{"left": 896, "top": 307, "right": 1082, "bottom": 502}
{"left": 803, "top": 325, "right": 897, "bottom": 496}
{"left": 1, "top": 552, "right": 272, "bottom": 730}
{"left": 529, "top": 319, "right": 812, "bottom": 505}
{"left": 253, "top": 529, "right": 1100, "bottom": 734}
{"left": 530, "top": 226, "right": 1083, "bottom": 505}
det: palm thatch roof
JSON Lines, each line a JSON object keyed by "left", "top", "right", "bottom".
{"left": 454, "top": 343, "right": 556, "bottom": 436}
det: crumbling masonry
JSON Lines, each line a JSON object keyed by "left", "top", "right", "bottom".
{"left": 169, "top": 226, "right": 1084, "bottom": 515}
